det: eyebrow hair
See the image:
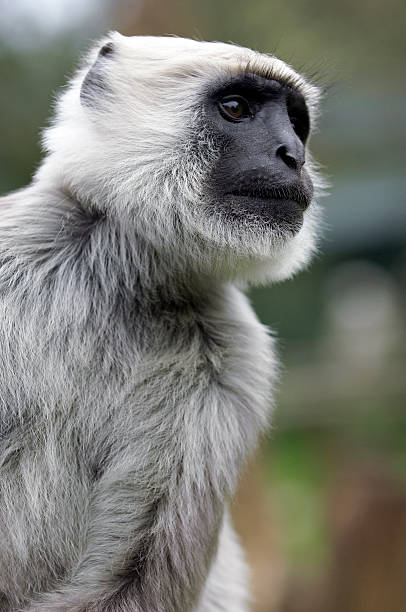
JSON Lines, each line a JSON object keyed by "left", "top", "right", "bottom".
{"left": 205, "top": 71, "right": 306, "bottom": 105}
{"left": 240, "top": 55, "right": 306, "bottom": 90}
{"left": 216, "top": 72, "right": 288, "bottom": 91}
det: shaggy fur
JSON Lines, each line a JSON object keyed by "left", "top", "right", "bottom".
{"left": 0, "top": 33, "right": 323, "bottom": 611}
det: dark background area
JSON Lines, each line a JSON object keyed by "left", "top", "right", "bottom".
{"left": 1, "top": 0, "right": 405, "bottom": 609}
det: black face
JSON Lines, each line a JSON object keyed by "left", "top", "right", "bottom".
{"left": 205, "top": 73, "right": 314, "bottom": 234}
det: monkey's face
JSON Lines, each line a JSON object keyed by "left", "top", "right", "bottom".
{"left": 185, "top": 68, "right": 323, "bottom": 282}
{"left": 204, "top": 74, "right": 313, "bottom": 236}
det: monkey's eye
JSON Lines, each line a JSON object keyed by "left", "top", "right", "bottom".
{"left": 218, "top": 95, "right": 253, "bottom": 122}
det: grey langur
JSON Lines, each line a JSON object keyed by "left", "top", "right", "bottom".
{"left": 0, "top": 32, "right": 323, "bottom": 611}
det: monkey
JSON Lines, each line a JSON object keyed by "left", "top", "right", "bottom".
{"left": 0, "top": 32, "right": 323, "bottom": 611}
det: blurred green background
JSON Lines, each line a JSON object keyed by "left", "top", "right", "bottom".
{"left": 1, "top": 1, "right": 405, "bottom": 610}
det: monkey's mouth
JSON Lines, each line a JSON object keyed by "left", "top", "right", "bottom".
{"left": 217, "top": 181, "right": 314, "bottom": 232}
{"left": 227, "top": 183, "right": 312, "bottom": 211}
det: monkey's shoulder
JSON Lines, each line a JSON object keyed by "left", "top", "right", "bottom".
{"left": 123, "top": 287, "right": 276, "bottom": 486}
{"left": 137, "top": 286, "right": 277, "bottom": 423}
{"left": 198, "top": 285, "right": 276, "bottom": 379}
{"left": 198, "top": 286, "right": 277, "bottom": 428}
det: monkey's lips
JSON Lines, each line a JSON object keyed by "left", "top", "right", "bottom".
{"left": 227, "top": 183, "right": 312, "bottom": 212}
{"left": 220, "top": 183, "right": 312, "bottom": 231}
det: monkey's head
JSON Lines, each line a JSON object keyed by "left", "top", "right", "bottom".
{"left": 40, "top": 33, "right": 324, "bottom": 285}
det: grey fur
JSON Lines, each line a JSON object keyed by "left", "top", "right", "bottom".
{"left": 0, "top": 33, "right": 323, "bottom": 611}
{"left": 80, "top": 43, "right": 115, "bottom": 107}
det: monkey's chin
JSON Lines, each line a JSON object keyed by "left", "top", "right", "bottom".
{"left": 220, "top": 195, "right": 305, "bottom": 235}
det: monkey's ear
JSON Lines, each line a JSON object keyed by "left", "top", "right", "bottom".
{"left": 80, "top": 42, "right": 115, "bottom": 107}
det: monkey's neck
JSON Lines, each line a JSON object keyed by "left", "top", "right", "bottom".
{"left": 3, "top": 183, "right": 241, "bottom": 381}
{"left": 10, "top": 184, "right": 220, "bottom": 319}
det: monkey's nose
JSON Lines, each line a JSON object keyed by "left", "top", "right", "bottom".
{"left": 276, "top": 144, "right": 305, "bottom": 171}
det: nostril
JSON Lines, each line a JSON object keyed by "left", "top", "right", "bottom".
{"left": 276, "top": 145, "right": 303, "bottom": 171}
